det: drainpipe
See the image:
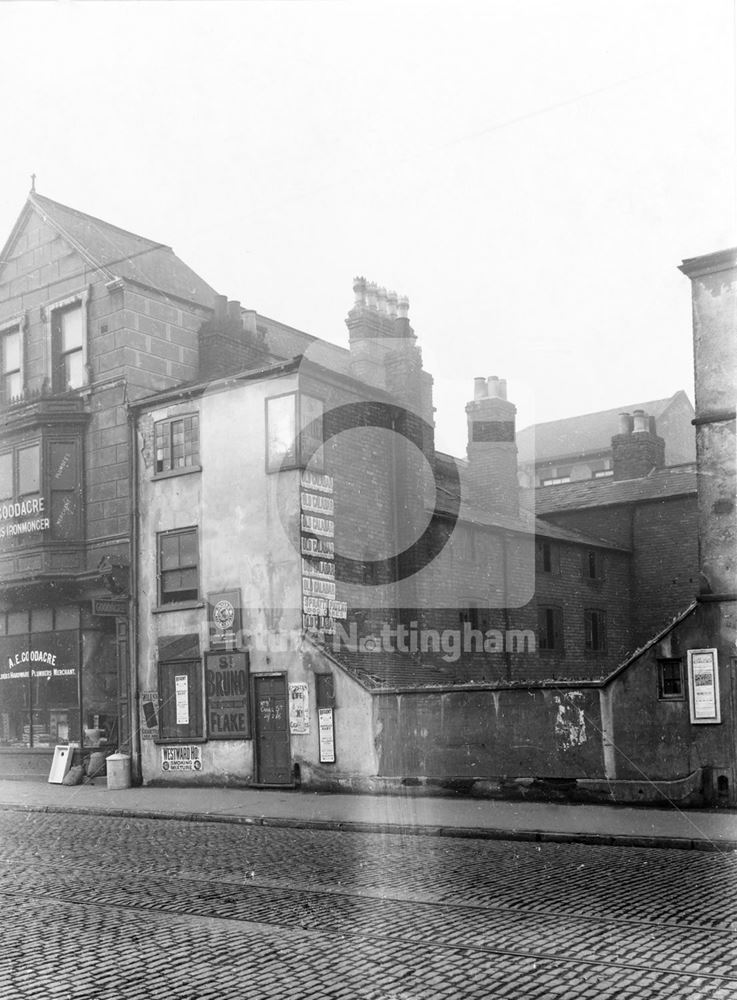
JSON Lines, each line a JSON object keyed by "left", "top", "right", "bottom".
{"left": 127, "top": 399, "right": 142, "bottom": 783}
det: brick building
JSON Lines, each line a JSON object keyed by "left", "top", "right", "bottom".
{"left": 1, "top": 191, "right": 729, "bottom": 805}
{"left": 0, "top": 190, "right": 215, "bottom": 776}
{"left": 517, "top": 390, "right": 695, "bottom": 487}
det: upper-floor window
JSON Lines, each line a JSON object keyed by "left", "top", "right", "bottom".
{"left": 541, "top": 475, "right": 570, "bottom": 486}
{"left": 1, "top": 327, "right": 21, "bottom": 403}
{"left": 584, "top": 609, "right": 607, "bottom": 652}
{"left": 536, "top": 539, "right": 559, "bottom": 574}
{"left": 266, "top": 392, "right": 324, "bottom": 473}
{"left": 0, "top": 439, "right": 82, "bottom": 543}
{"left": 158, "top": 527, "right": 199, "bottom": 606}
{"left": 583, "top": 549, "right": 604, "bottom": 580}
{"left": 155, "top": 414, "right": 200, "bottom": 475}
{"left": 538, "top": 605, "right": 564, "bottom": 652}
{"left": 52, "top": 304, "right": 84, "bottom": 391}
{"left": 658, "top": 658, "right": 684, "bottom": 700}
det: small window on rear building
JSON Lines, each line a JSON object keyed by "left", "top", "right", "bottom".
{"left": 154, "top": 414, "right": 200, "bottom": 475}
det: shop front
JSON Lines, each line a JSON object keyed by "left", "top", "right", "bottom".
{"left": 0, "top": 606, "right": 125, "bottom": 776}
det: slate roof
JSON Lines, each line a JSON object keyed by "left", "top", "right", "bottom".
{"left": 533, "top": 465, "right": 697, "bottom": 514}
{"left": 433, "top": 452, "right": 630, "bottom": 551}
{"left": 516, "top": 393, "right": 690, "bottom": 465}
{"left": 8, "top": 193, "right": 219, "bottom": 308}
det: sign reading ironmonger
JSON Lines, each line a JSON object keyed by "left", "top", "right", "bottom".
{"left": 0, "top": 497, "right": 50, "bottom": 539}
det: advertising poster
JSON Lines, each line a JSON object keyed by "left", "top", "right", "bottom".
{"left": 289, "top": 682, "right": 310, "bottom": 735}
{"left": 687, "top": 649, "right": 721, "bottom": 724}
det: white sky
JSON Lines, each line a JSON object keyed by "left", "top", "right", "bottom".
{"left": 1, "top": 0, "right": 734, "bottom": 453}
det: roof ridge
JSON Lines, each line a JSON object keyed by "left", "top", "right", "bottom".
{"left": 30, "top": 192, "right": 172, "bottom": 252}
{"left": 517, "top": 394, "right": 681, "bottom": 435}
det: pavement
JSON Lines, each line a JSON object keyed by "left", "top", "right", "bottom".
{"left": 0, "top": 777, "right": 736, "bottom": 851}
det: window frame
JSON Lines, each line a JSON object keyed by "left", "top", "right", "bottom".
{"left": 153, "top": 412, "right": 201, "bottom": 478}
{"left": 537, "top": 605, "right": 564, "bottom": 653}
{"left": 657, "top": 658, "right": 684, "bottom": 701}
{"left": 0, "top": 322, "right": 22, "bottom": 404}
{"left": 46, "top": 288, "right": 90, "bottom": 394}
{"left": 265, "top": 391, "right": 325, "bottom": 474}
{"left": 582, "top": 548, "right": 605, "bottom": 580}
{"left": 535, "top": 539, "right": 559, "bottom": 574}
{"left": 584, "top": 608, "right": 607, "bottom": 653}
{"left": 157, "top": 526, "right": 200, "bottom": 608}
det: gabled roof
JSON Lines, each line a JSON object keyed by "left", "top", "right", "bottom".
{"left": 533, "top": 465, "right": 697, "bottom": 514}
{"left": 516, "top": 392, "right": 692, "bottom": 465}
{"left": 1, "top": 193, "right": 218, "bottom": 308}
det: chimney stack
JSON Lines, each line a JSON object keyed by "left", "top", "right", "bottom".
{"left": 465, "top": 376, "right": 519, "bottom": 516}
{"left": 611, "top": 409, "right": 665, "bottom": 480}
{"left": 199, "top": 297, "right": 268, "bottom": 378}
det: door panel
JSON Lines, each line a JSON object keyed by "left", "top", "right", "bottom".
{"left": 254, "top": 675, "right": 291, "bottom": 784}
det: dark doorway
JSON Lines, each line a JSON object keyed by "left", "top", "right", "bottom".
{"left": 253, "top": 674, "right": 291, "bottom": 785}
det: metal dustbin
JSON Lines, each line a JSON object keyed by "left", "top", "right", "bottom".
{"left": 106, "top": 752, "right": 131, "bottom": 790}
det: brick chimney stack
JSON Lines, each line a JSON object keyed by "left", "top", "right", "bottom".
{"left": 199, "top": 295, "right": 268, "bottom": 378}
{"left": 345, "top": 276, "right": 433, "bottom": 436}
{"left": 465, "top": 376, "right": 519, "bottom": 517}
{"left": 611, "top": 409, "right": 665, "bottom": 480}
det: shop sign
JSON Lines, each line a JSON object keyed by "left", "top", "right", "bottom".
{"left": 161, "top": 745, "right": 202, "bottom": 772}
{"left": 318, "top": 707, "right": 335, "bottom": 763}
{"left": 92, "top": 598, "right": 129, "bottom": 617}
{"left": 288, "top": 682, "right": 309, "bottom": 734}
{"left": 0, "top": 497, "right": 50, "bottom": 540}
{"left": 208, "top": 589, "right": 242, "bottom": 649}
{"left": 300, "top": 472, "right": 347, "bottom": 636}
{"left": 2, "top": 646, "right": 76, "bottom": 681}
{"left": 205, "top": 651, "right": 250, "bottom": 739}
{"left": 687, "top": 649, "right": 721, "bottom": 724}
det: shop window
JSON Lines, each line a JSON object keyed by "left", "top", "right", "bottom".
{"left": 584, "top": 609, "right": 607, "bottom": 652}
{"left": 583, "top": 549, "right": 604, "bottom": 580}
{"left": 0, "top": 439, "right": 81, "bottom": 543}
{"left": 1, "top": 327, "right": 21, "bottom": 403}
{"left": 536, "top": 539, "right": 559, "bottom": 573}
{"left": 158, "top": 654, "right": 203, "bottom": 741}
{"left": 266, "top": 392, "right": 324, "bottom": 473}
{"left": 158, "top": 527, "right": 199, "bottom": 605}
{"left": 658, "top": 658, "right": 684, "bottom": 700}
{"left": 154, "top": 414, "right": 200, "bottom": 475}
{"left": 538, "top": 606, "right": 564, "bottom": 652}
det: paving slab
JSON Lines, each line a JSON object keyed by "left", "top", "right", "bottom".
{"left": 0, "top": 778, "right": 736, "bottom": 850}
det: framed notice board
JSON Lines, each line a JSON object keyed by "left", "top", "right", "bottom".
{"left": 205, "top": 651, "right": 250, "bottom": 739}
{"left": 687, "top": 649, "right": 721, "bottom": 724}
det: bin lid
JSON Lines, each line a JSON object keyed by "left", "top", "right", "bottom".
{"left": 106, "top": 753, "right": 130, "bottom": 761}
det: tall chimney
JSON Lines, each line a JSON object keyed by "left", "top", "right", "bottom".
{"left": 465, "top": 376, "right": 519, "bottom": 516}
{"left": 679, "top": 248, "right": 737, "bottom": 598}
{"left": 611, "top": 409, "right": 665, "bottom": 480}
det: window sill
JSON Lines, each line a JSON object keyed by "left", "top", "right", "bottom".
{"left": 154, "top": 737, "right": 207, "bottom": 745}
{"left": 152, "top": 601, "right": 205, "bottom": 614}
{"left": 153, "top": 466, "right": 202, "bottom": 482}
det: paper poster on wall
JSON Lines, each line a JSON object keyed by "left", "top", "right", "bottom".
{"left": 318, "top": 707, "right": 335, "bottom": 763}
{"left": 140, "top": 692, "right": 158, "bottom": 740}
{"left": 289, "top": 682, "right": 310, "bottom": 734}
{"left": 687, "top": 649, "right": 721, "bottom": 724}
{"left": 175, "top": 675, "right": 189, "bottom": 725}
{"left": 205, "top": 651, "right": 250, "bottom": 739}
{"left": 161, "top": 745, "right": 202, "bottom": 772}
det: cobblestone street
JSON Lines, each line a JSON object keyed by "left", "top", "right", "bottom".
{"left": 1, "top": 810, "right": 736, "bottom": 999}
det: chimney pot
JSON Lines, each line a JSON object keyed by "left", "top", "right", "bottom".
{"left": 487, "top": 376, "right": 506, "bottom": 400}
{"left": 474, "top": 377, "right": 487, "bottom": 400}
{"left": 397, "top": 295, "right": 409, "bottom": 320}
{"left": 632, "top": 409, "right": 649, "bottom": 433}
{"left": 387, "top": 290, "right": 398, "bottom": 318}
{"left": 353, "top": 276, "right": 366, "bottom": 308}
{"left": 227, "top": 300, "right": 242, "bottom": 325}
{"left": 618, "top": 412, "right": 632, "bottom": 435}
{"left": 214, "top": 294, "right": 228, "bottom": 321}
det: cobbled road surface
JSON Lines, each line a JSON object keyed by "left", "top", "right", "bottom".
{"left": 0, "top": 809, "right": 735, "bottom": 999}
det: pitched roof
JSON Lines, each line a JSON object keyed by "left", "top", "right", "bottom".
{"left": 516, "top": 393, "right": 691, "bottom": 465}
{"left": 533, "top": 465, "right": 697, "bottom": 514}
{"left": 4, "top": 193, "right": 218, "bottom": 308}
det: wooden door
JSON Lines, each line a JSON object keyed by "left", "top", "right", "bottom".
{"left": 254, "top": 674, "right": 291, "bottom": 785}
